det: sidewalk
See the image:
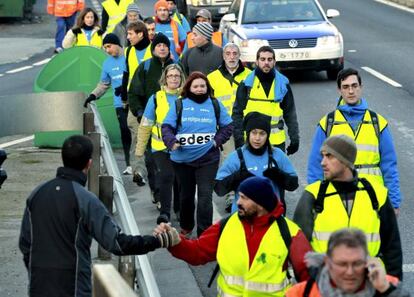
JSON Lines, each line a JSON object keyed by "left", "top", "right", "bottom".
{"left": 0, "top": 136, "right": 204, "bottom": 297}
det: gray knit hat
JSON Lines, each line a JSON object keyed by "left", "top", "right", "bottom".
{"left": 321, "top": 135, "right": 357, "bottom": 169}
{"left": 127, "top": 3, "right": 140, "bottom": 14}
{"left": 193, "top": 22, "right": 213, "bottom": 41}
{"left": 196, "top": 8, "right": 212, "bottom": 20}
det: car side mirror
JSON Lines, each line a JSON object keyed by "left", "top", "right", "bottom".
{"left": 222, "top": 13, "right": 237, "bottom": 22}
{"left": 326, "top": 9, "right": 340, "bottom": 18}
{"left": 0, "top": 149, "right": 7, "bottom": 189}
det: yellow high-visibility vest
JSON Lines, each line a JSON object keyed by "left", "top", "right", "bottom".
{"left": 102, "top": 0, "right": 134, "bottom": 33}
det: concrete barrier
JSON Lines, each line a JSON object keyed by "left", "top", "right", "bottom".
{"left": 93, "top": 264, "right": 138, "bottom": 297}
{"left": 388, "top": 0, "right": 414, "bottom": 8}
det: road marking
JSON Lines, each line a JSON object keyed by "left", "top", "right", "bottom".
{"left": 0, "top": 135, "right": 34, "bottom": 149}
{"left": 403, "top": 264, "right": 414, "bottom": 273}
{"left": 32, "top": 58, "right": 51, "bottom": 66}
{"left": 348, "top": 49, "right": 357, "bottom": 53}
{"left": 361, "top": 66, "right": 402, "bottom": 88}
{"left": 6, "top": 65, "right": 33, "bottom": 74}
{"left": 0, "top": 74, "right": 3, "bottom": 77}
{"left": 374, "top": 0, "right": 414, "bottom": 14}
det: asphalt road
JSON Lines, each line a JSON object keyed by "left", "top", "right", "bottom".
{"left": 0, "top": 0, "right": 413, "bottom": 295}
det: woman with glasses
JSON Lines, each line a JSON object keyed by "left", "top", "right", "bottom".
{"left": 135, "top": 64, "right": 185, "bottom": 224}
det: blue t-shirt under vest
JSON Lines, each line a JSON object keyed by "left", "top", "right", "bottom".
{"left": 100, "top": 54, "right": 126, "bottom": 108}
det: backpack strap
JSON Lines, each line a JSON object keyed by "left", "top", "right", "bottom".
{"left": 125, "top": 46, "right": 133, "bottom": 74}
{"left": 325, "top": 111, "right": 335, "bottom": 137}
{"left": 207, "top": 215, "right": 232, "bottom": 288}
{"left": 236, "top": 147, "right": 246, "bottom": 171}
{"left": 303, "top": 277, "right": 316, "bottom": 297}
{"left": 358, "top": 178, "right": 379, "bottom": 210}
{"left": 275, "top": 216, "right": 292, "bottom": 250}
{"left": 314, "top": 180, "right": 329, "bottom": 213}
{"left": 175, "top": 98, "right": 183, "bottom": 131}
{"left": 368, "top": 110, "right": 380, "bottom": 139}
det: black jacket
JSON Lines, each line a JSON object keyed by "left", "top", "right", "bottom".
{"left": 293, "top": 177, "right": 403, "bottom": 280}
{"left": 232, "top": 69, "right": 299, "bottom": 149}
{"left": 180, "top": 41, "right": 223, "bottom": 76}
{"left": 19, "top": 167, "right": 160, "bottom": 297}
{"left": 127, "top": 56, "right": 174, "bottom": 118}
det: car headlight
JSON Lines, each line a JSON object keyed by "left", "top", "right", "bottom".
{"left": 191, "top": 0, "right": 212, "bottom": 6}
{"left": 317, "top": 35, "right": 341, "bottom": 46}
{"left": 240, "top": 39, "right": 269, "bottom": 48}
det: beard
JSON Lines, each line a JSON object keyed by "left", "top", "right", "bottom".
{"left": 237, "top": 205, "right": 257, "bottom": 221}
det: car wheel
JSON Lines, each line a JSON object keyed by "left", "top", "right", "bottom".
{"left": 326, "top": 67, "right": 343, "bottom": 81}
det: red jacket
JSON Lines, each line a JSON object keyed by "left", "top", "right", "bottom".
{"left": 169, "top": 203, "right": 311, "bottom": 282}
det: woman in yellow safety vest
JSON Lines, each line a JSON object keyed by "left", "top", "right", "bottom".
{"left": 135, "top": 64, "right": 185, "bottom": 225}
{"left": 62, "top": 7, "right": 103, "bottom": 49}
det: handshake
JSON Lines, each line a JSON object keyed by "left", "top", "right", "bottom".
{"left": 154, "top": 223, "right": 181, "bottom": 248}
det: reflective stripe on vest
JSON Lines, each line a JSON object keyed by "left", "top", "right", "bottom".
{"left": 244, "top": 77, "right": 285, "bottom": 146}
{"left": 319, "top": 110, "right": 386, "bottom": 183}
{"left": 216, "top": 213, "right": 298, "bottom": 297}
{"left": 75, "top": 31, "right": 103, "bottom": 48}
{"left": 208, "top": 67, "right": 251, "bottom": 114}
{"left": 187, "top": 31, "right": 224, "bottom": 48}
{"left": 125, "top": 45, "right": 152, "bottom": 89}
{"left": 102, "top": 0, "right": 134, "bottom": 33}
{"left": 305, "top": 180, "right": 387, "bottom": 256}
{"left": 152, "top": 91, "right": 175, "bottom": 151}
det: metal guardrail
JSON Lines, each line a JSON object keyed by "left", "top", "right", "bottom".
{"left": 90, "top": 103, "right": 161, "bottom": 297}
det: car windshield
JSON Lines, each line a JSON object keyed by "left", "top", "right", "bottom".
{"left": 242, "top": 0, "right": 324, "bottom": 24}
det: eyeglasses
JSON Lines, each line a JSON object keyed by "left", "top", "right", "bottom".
{"left": 341, "top": 83, "right": 360, "bottom": 91}
{"left": 166, "top": 74, "right": 181, "bottom": 79}
{"left": 329, "top": 258, "right": 366, "bottom": 272}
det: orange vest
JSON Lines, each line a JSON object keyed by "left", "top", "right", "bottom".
{"left": 186, "top": 31, "right": 223, "bottom": 48}
{"left": 47, "top": 0, "right": 84, "bottom": 17}
{"left": 286, "top": 275, "right": 400, "bottom": 297}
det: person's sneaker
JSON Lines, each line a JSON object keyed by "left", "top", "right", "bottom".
{"left": 54, "top": 47, "right": 63, "bottom": 54}
{"left": 155, "top": 201, "right": 161, "bottom": 210}
{"left": 122, "top": 166, "right": 132, "bottom": 175}
{"left": 156, "top": 213, "right": 170, "bottom": 224}
{"left": 133, "top": 171, "right": 146, "bottom": 186}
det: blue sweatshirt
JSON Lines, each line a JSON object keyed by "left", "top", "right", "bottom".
{"left": 216, "top": 145, "right": 297, "bottom": 212}
{"left": 162, "top": 97, "right": 232, "bottom": 163}
{"left": 100, "top": 54, "right": 126, "bottom": 108}
{"left": 307, "top": 98, "right": 402, "bottom": 208}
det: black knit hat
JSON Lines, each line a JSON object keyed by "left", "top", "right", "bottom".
{"left": 239, "top": 176, "right": 278, "bottom": 212}
{"left": 151, "top": 32, "right": 171, "bottom": 52}
{"left": 243, "top": 112, "right": 271, "bottom": 135}
{"left": 102, "top": 33, "right": 121, "bottom": 46}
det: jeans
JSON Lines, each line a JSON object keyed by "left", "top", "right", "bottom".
{"left": 173, "top": 161, "right": 219, "bottom": 236}
{"left": 152, "top": 151, "right": 174, "bottom": 218}
{"left": 116, "top": 108, "right": 132, "bottom": 167}
{"left": 55, "top": 13, "right": 77, "bottom": 49}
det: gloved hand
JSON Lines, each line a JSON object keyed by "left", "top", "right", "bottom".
{"left": 97, "top": 29, "right": 104, "bottom": 36}
{"left": 83, "top": 94, "right": 97, "bottom": 108}
{"left": 263, "top": 166, "right": 284, "bottom": 183}
{"left": 232, "top": 168, "right": 254, "bottom": 190}
{"left": 114, "top": 86, "right": 122, "bottom": 96}
{"left": 286, "top": 141, "right": 299, "bottom": 155}
{"left": 72, "top": 27, "right": 82, "bottom": 35}
{"left": 156, "top": 228, "right": 181, "bottom": 248}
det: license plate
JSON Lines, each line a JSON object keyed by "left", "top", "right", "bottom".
{"left": 219, "top": 7, "right": 229, "bottom": 14}
{"left": 278, "top": 51, "right": 310, "bottom": 61}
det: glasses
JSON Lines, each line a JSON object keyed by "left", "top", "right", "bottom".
{"left": 166, "top": 74, "right": 181, "bottom": 79}
{"left": 341, "top": 83, "right": 360, "bottom": 91}
{"left": 329, "top": 258, "right": 366, "bottom": 272}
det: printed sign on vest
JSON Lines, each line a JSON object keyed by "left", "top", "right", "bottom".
{"left": 176, "top": 133, "right": 216, "bottom": 146}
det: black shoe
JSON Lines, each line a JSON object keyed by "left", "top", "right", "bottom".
{"left": 156, "top": 213, "right": 170, "bottom": 224}
{"left": 133, "top": 172, "right": 146, "bottom": 187}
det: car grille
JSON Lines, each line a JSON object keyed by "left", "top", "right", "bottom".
{"left": 269, "top": 38, "right": 317, "bottom": 49}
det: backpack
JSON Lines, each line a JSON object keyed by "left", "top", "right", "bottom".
{"left": 325, "top": 110, "right": 380, "bottom": 139}
{"left": 175, "top": 97, "right": 221, "bottom": 131}
{"left": 207, "top": 214, "right": 292, "bottom": 287}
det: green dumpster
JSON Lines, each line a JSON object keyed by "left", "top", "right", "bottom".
{"left": 0, "top": 0, "right": 35, "bottom": 18}
{"left": 34, "top": 46, "right": 121, "bottom": 148}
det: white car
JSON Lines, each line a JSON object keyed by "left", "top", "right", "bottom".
{"left": 219, "top": 0, "right": 344, "bottom": 79}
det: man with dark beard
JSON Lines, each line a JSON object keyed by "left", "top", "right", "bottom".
{"left": 215, "top": 112, "right": 298, "bottom": 213}
{"left": 155, "top": 176, "right": 311, "bottom": 296}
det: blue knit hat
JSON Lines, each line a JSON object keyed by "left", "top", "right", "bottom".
{"left": 239, "top": 176, "right": 278, "bottom": 212}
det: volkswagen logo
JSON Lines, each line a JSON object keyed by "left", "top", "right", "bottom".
{"left": 289, "top": 39, "right": 298, "bottom": 48}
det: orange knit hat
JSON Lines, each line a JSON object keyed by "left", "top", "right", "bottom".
{"left": 154, "top": 0, "right": 168, "bottom": 11}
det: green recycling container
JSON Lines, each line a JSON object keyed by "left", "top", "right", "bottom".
{"left": 34, "top": 46, "right": 121, "bottom": 148}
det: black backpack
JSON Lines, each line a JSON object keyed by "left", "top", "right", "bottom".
{"left": 207, "top": 214, "right": 292, "bottom": 287}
